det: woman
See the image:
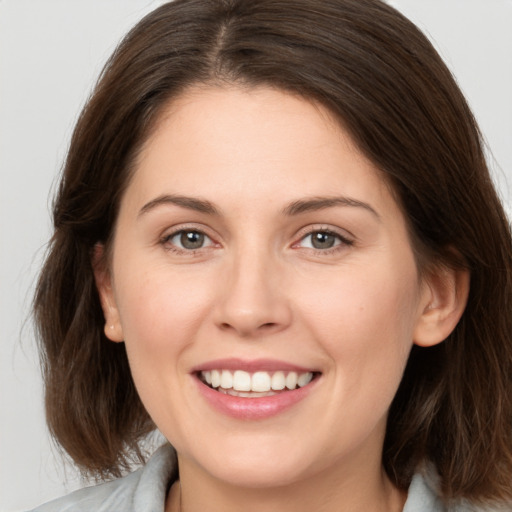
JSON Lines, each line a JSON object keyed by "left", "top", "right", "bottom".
{"left": 32, "top": 0, "right": 512, "bottom": 510}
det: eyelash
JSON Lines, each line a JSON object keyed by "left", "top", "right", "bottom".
{"left": 159, "top": 227, "right": 354, "bottom": 255}
{"left": 294, "top": 227, "right": 354, "bottom": 254}
{"left": 159, "top": 227, "right": 216, "bottom": 256}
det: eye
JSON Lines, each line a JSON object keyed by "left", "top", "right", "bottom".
{"left": 164, "top": 229, "right": 214, "bottom": 251}
{"left": 297, "top": 230, "right": 353, "bottom": 251}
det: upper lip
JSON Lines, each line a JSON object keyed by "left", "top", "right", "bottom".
{"left": 191, "top": 358, "right": 318, "bottom": 374}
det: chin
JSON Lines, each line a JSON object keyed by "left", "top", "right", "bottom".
{"left": 205, "top": 456, "right": 314, "bottom": 489}
{"left": 180, "top": 434, "right": 319, "bottom": 489}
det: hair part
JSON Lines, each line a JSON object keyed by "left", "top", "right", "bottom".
{"left": 34, "top": 0, "right": 512, "bottom": 503}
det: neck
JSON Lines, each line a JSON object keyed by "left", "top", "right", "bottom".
{"left": 166, "top": 455, "right": 406, "bottom": 512}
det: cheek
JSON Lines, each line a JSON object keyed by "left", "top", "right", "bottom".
{"left": 113, "top": 265, "right": 216, "bottom": 370}
{"left": 111, "top": 266, "right": 218, "bottom": 435}
{"left": 298, "top": 261, "right": 419, "bottom": 395}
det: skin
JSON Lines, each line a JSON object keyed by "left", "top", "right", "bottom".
{"left": 95, "top": 85, "right": 468, "bottom": 512}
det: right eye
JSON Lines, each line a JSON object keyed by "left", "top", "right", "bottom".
{"left": 162, "top": 229, "right": 215, "bottom": 251}
{"left": 293, "top": 228, "right": 354, "bottom": 254}
{"left": 300, "top": 231, "right": 342, "bottom": 250}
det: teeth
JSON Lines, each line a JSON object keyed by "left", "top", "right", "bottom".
{"left": 200, "top": 369, "right": 314, "bottom": 392}
{"left": 297, "top": 372, "right": 313, "bottom": 387}
{"left": 252, "top": 371, "right": 271, "bottom": 392}
{"left": 271, "top": 371, "right": 286, "bottom": 390}
{"left": 211, "top": 369, "right": 221, "bottom": 388}
{"left": 233, "top": 370, "right": 251, "bottom": 391}
{"left": 220, "top": 370, "right": 233, "bottom": 389}
{"left": 285, "top": 372, "right": 298, "bottom": 390}
{"left": 218, "top": 388, "right": 277, "bottom": 398}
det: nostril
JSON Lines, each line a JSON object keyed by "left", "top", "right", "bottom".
{"left": 218, "top": 321, "right": 278, "bottom": 334}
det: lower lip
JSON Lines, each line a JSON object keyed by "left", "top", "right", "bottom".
{"left": 194, "top": 376, "right": 318, "bottom": 420}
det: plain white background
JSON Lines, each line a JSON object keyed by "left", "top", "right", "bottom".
{"left": 1, "top": 1, "right": 511, "bottom": 510}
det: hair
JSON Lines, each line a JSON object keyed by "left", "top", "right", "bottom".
{"left": 34, "top": 0, "right": 512, "bottom": 504}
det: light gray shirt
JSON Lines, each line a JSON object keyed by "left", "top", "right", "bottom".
{"left": 28, "top": 445, "right": 499, "bottom": 511}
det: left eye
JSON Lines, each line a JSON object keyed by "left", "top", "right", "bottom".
{"left": 299, "top": 231, "right": 347, "bottom": 250}
{"left": 167, "top": 230, "right": 214, "bottom": 250}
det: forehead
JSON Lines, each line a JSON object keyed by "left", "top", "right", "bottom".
{"left": 126, "top": 85, "right": 398, "bottom": 219}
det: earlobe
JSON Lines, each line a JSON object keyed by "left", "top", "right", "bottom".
{"left": 92, "top": 244, "right": 124, "bottom": 342}
{"left": 413, "top": 265, "right": 470, "bottom": 348}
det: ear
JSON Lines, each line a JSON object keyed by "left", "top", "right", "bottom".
{"left": 92, "top": 244, "right": 124, "bottom": 342}
{"left": 413, "top": 264, "right": 470, "bottom": 347}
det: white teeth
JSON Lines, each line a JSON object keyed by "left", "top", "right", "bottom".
{"left": 285, "top": 372, "right": 298, "bottom": 390}
{"left": 233, "top": 370, "right": 251, "bottom": 391}
{"left": 252, "top": 371, "right": 272, "bottom": 392}
{"left": 219, "top": 388, "right": 277, "bottom": 398}
{"left": 298, "top": 372, "right": 313, "bottom": 387}
{"left": 201, "top": 369, "right": 315, "bottom": 393}
{"left": 220, "top": 370, "right": 233, "bottom": 389}
{"left": 211, "top": 369, "right": 221, "bottom": 388}
{"left": 271, "top": 371, "right": 286, "bottom": 390}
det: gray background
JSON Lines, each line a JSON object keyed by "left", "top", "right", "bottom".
{"left": 1, "top": 1, "right": 511, "bottom": 510}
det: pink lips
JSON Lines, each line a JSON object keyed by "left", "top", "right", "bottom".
{"left": 192, "top": 358, "right": 319, "bottom": 420}
{"left": 192, "top": 358, "right": 315, "bottom": 374}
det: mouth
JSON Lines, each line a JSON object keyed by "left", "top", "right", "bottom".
{"left": 198, "top": 369, "right": 319, "bottom": 398}
{"left": 192, "top": 359, "right": 321, "bottom": 419}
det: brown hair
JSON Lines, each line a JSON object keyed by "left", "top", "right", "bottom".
{"left": 34, "top": 0, "right": 512, "bottom": 503}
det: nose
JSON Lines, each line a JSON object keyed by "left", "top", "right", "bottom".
{"left": 214, "top": 247, "right": 292, "bottom": 338}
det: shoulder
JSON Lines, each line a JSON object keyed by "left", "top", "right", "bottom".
{"left": 28, "top": 444, "right": 177, "bottom": 512}
{"left": 404, "top": 469, "right": 511, "bottom": 512}
{"left": 404, "top": 472, "right": 446, "bottom": 512}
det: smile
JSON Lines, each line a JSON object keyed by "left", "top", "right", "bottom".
{"left": 193, "top": 361, "right": 320, "bottom": 420}
{"left": 199, "top": 369, "right": 315, "bottom": 397}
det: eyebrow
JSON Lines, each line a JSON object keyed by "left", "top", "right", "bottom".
{"left": 283, "top": 196, "right": 380, "bottom": 219}
{"left": 138, "top": 194, "right": 220, "bottom": 217}
{"left": 138, "top": 193, "right": 379, "bottom": 220}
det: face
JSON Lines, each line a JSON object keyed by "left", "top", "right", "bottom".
{"left": 98, "top": 86, "right": 437, "bottom": 489}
